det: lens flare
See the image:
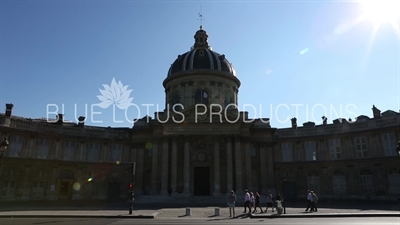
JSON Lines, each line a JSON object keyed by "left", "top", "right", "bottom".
{"left": 73, "top": 182, "right": 81, "bottom": 191}
{"left": 145, "top": 142, "right": 153, "bottom": 150}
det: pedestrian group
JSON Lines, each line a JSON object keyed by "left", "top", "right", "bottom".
{"left": 227, "top": 188, "right": 319, "bottom": 217}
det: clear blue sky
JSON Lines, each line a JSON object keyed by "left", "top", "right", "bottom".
{"left": 1, "top": 0, "right": 399, "bottom": 128}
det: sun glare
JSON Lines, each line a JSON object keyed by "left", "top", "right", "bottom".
{"left": 360, "top": 0, "right": 400, "bottom": 24}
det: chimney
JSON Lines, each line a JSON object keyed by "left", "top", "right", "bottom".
{"left": 56, "top": 114, "right": 64, "bottom": 125}
{"left": 291, "top": 117, "right": 297, "bottom": 129}
{"left": 78, "top": 116, "right": 86, "bottom": 128}
{"left": 372, "top": 105, "right": 381, "bottom": 119}
{"left": 5, "top": 103, "right": 13, "bottom": 117}
{"left": 322, "top": 116, "right": 328, "bottom": 125}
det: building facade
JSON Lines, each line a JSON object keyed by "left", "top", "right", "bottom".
{"left": 0, "top": 27, "right": 399, "bottom": 202}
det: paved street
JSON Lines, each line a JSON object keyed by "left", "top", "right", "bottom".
{"left": 0, "top": 217, "right": 399, "bottom": 225}
{"left": 0, "top": 196, "right": 399, "bottom": 219}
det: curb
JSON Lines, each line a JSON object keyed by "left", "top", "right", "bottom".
{"left": 250, "top": 213, "right": 400, "bottom": 218}
{"left": 0, "top": 212, "right": 158, "bottom": 219}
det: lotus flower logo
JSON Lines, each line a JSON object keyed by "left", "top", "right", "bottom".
{"left": 97, "top": 78, "right": 134, "bottom": 110}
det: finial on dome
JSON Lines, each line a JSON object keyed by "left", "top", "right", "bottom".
{"left": 198, "top": 6, "right": 204, "bottom": 29}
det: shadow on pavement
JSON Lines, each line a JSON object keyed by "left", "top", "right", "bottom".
{"left": 1, "top": 198, "right": 399, "bottom": 212}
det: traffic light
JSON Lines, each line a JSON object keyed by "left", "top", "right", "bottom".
{"left": 129, "top": 183, "right": 134, "bottom": 189}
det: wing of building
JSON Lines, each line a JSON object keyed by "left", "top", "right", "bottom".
{"left": 0, "top": 27, "right": 399, "bottom": 202}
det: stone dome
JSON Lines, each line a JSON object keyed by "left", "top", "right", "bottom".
{"left": 167, "top": 26, "right": 236, "bottom": 77}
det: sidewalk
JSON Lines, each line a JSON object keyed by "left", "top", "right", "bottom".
{"left": 0, "top": 196, "right": 399, "bottom": 219}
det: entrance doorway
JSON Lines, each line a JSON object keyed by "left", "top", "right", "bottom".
{"left": 193, "top": 167, "right": 210, "bottom": 196}
{"left": 283, "top": 181, "right": 297, "bottom": 201}
{"left": 107, "top": 182, "right": 121, "bottom": 200}
{"left": 58, "top": 170, "right": 74, "bottom": 200}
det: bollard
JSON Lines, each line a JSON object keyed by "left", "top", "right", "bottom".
{"left": 185, "top": 208, "right": 191, "bottom": 216}
{"left": 214, "top": 208, "right": 220, "bottom": 216}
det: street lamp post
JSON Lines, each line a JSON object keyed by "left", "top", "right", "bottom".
{"left": 127, "top": 162, "right": 136, "bottom": 215}
{"left": 0, "top": 137, "right": 10, "bottom": 177}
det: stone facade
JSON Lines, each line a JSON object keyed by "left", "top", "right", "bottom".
{"left": 0, "top": 28, "right": 399, "bottom": 202}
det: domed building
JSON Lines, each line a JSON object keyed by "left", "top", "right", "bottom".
{"left": 0, "top": 26, "right": 399, "bottom": 202}
{"left": 131, "top": 26, "right": 275, "bottom": 196}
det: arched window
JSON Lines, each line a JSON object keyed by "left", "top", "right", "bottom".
{"left": 388, "top": 168, "right": 400, "bottom": 195}
{"left": 332, "top": 170, "right": 347, "bottom": 196}
{"left": 195, "top": 89, "right": 209, "bottom": 105}
{"left": 224, "top": 93, "right": 232, "bottom": 108}
{"left": 171, "top": 94, "right": 182, "bottom": 111}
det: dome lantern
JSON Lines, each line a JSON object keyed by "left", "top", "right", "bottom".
{"left": 193, "top": 26, "right": 210, "bottom": 50}
{"left": 166, "top": 27, "right": 237, "bottom": 77}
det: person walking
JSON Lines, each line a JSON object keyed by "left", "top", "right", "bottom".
{"left": 305, "top": 190, "right": 313, "bottom": 212}
{"left": 265, "top": 191, "right": 275, "bottom": 213}
{"left": 227, "top": 190, "right": 237, "bottom": 217}
{"left": 250, "top": 192, "right": 255, "bottom": 212}
{"left": 275, "top": 192, "right": 282, "bottom": 208}
{"left": 311, "top": 191, "right": 318, "bottom": 212}
{"left": 275, "top": 192, "right": 284, "bottom": 215}
{"left": 243, "top": 189, "right": 251, "bottom": 214}
{"left": 252, "top": 192, "right": 264, "bottom": 213}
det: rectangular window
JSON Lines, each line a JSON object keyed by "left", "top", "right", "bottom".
{"left": 281, "top": 142, "right": 293, "bottom": 162}
{"left": 110, "top": 144, "right": 123, "bottom": 162}
{"left": 8, "top": 135, "right": 24, "bottom": 157}
{"left": 87, "top": 143, "right": 100, "bottom": 162}
{"left": 382, "top": 133, "right": 397, "bottom": 156}
{"left": 37, "top": 138, "right": 50, "bottom": 159}
{"left": 305, "top": 141, "right": 316, "bottom": 161}
{"left": 63, "top": 140, "right": 76, "bottom": 161}
{"left": 354, "top": 137, "right": 368, "bottom": 158}
{"left": 329, "top": 139, "right": 342, "bottom": 160}
{"left": 1, "top": 181, "right": 16, "bottom": 197}
{"left": 31, "top": 181, "right": 45, "bottom": 197}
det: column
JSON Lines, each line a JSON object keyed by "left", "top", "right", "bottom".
{"left": 48, "top": 166, "right": 58, "bottom": 200}
{"left": 267, "top": 144, "right": 275, "bottom": 190}
{"left": 102, "top": 143, "right": 109, "bottom": 162}
{"left": 21, "top": 136, "right": 33, "bottom": 158}
{"left": 130, "top": 147, "right": 137, "bottom": 165}
{"left": 259, "top": 144, "right": 268, "bottom": 194}
{"left": 79, "top": 142, "right": 86, "bottom": 161}
{"left": 48, "top": 139, "right": 56, "bottom": 159}
{"left": 374, "top": 164, "right": 384, "bottom": 198}
{"left": 234, "top": 136, "right": 243, "bottom": 195}
{"left": 21, "top": 166, "right": 31, "bottom": 200}
{"left": 160, "top": 137, "right": 169, "bottom": 195}
{"left": 182, "top": 136, "right": 190, "bottom": 196}
{"left": 74, "top": 168, "right": 83, "bottom": 200}
{"left": 135, "top": 145, "right": 144, "bottom": 196}
{"left": 226, "top": 136, "right": 233, "bottom": 192}
{"left": 171, "top": 137, "right": 178, "bottom": 195}
{"left": 213, "top": 136, "right": 220, "bottom": 196}
{"left": 345, "top": 165, "right": 355, "bottom": 197}
{"left": 244, "top": 141, "right": 252, "bottom": 191}
{"left": 25, "top": 137, "right": 36, "bottom": 158}
{"left": 150, "top": 140, "right": 159, "bottom": 195}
